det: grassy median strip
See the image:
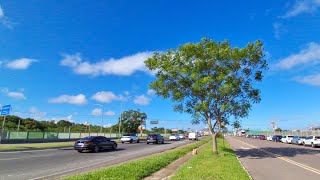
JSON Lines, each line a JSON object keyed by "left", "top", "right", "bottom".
{"left": 171, "top": 138, "right": 250, "bottom": 180}
{"left": 0, "top": 141, "right": 74, "bottom": 151}
{"left": 66, "top": 138, "right": 211, "bottom": 180}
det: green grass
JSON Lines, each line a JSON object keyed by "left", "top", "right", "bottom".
{"left": 171, "top": 138, "right": 251, "bottom": 180}
{"left": 0, "top": 141, "right": 74, "bottom": 151}
{"left": 65, "top": 138, "right": 211, "bottom": 180}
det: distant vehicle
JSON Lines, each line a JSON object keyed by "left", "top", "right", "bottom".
{"left": 266, "top": 135, "right": 273, "bottom": 141}
{"left": 204, "top": 132, "right": 209, "bottom": 136}
{"left": 179, "top": 134, "right": 185, "bottom": 139}
{"left": 303, "top": 136, "right": 320, "bottom": 148}
{"left": 246, "top": 134, "right": 252, "bottom": 138}
{"left": 188, "top": 132, "right": 198, "bottom": 140}
{"left": 74, "top": 136, "right": 117, "bottom": 153}
{"left": 281, "top": 135, "right": 294, "bottom": 143}
{"left": 291, "top": 136, "right": 306, "bottom": 145}
{"left": 272, "top": 135, "right": 282, "bottom": 142}
{"left": 121, "top": 133, "right": 140, "bottom": 143}
{"left": 258, "top": 135, "right": 266, "bottom": 140}
{"left": 147, "top": 133, "right": 165, "bottom": 144}
{"left": 197, "top": 132, "right": 202, "bottom": 137}
{"left": 169, "top": 133, "right": 181, "bottom": 141}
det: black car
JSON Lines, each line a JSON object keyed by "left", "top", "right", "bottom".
{"left": 74, "top": 136, "right": 117, "bottom": 153}
{"left": 147, "top": 133, "right": 165, "bottom": 144}
{"left": 272, "top": 135, "right": 282, "bottom": 142}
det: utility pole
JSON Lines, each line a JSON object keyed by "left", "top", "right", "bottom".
{"left": 17, "top": 118, "right": 21, "bottom": 132}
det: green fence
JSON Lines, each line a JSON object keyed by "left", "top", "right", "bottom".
{"left": 1, "top": 131, "right": 120, "bottom": 140}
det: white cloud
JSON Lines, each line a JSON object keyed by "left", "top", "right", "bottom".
{"left": 281, "top": 0, "right": 320, "bottom": 18}
{"left": 60, "top": 52, "right": 154, "bottom": 76}
{"left": 105, "top": 111, "right": 115, "bottom": 116}
{"left": 295, "top": 74, "right": 320, "bottom": 86}
{"left": 134, "top": 95, "right": 151, "bottom": 106}
{"left": 49, "top": 94, "right": 87, "bottom": 105}
{"left": 274, "top": 42, "right": 320, "bottom": 70}
{"left": 7, "top": 91, "right": 26, "bottom": 100}
{"left": 0, "top": 5, "right": 4, "bottom": 18}
{"left": 273, "top": 23, "right": 286, "bottom": 39}
{"left": 0, "top": 88, "right": 26, "bottom": 100}
{"left": 91, "top": 91, "right": 124, "bottom": 103}
{"left": 91, "top": 108, "right": 102, "bottom": 116}
{"left": 5, "top": 58, "right": 38, "bottom": 70}
{"left": 29, "top": 107, "right": 47, "bottom": 120}
{"left": 147, "top": 89, "right": 156, "bottom": 96}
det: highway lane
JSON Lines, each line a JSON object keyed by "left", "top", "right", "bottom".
{"left": 227, "top": 136, "right": 320, "bottom": 180}
{"left": 0, "top": 139, "right": 200, "bottom": 180}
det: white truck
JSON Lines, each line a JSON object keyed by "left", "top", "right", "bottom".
{"left": 188, "top": 132, "right": 198, "bottom": 140}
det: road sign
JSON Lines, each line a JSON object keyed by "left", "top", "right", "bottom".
{"left": 0, "top": 105, "right": 11, "bottom": 116}
{"left": 150, "top": 120, "right": 158, "bottom": 124}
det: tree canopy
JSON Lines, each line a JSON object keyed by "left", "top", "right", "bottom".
{"left": 145, "top": 38, "right": 267, "bottom": 153}
{"left": 117, "top": 109, "right": 147, "bottom": 133}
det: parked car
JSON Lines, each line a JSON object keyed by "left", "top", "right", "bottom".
{"left": 179, "top": 134, "right": 185, "bottom": 139}
{"left": 266, "top": 135, "right": 273, "bottom": 141}
{"left": 169, "top": 133, "right": 181, "bottom": 141}
{"left": 281, "top": 135, "right": 294, "bottom": 143}
{"left": 74, "top": 136, "right": 117, "bottom": 153}
{"left": 291, "top": 136, "right": 306, "bottom": 145}
{"left": 246, "top": 134, "right": 252, "bottom": 138}
{"left": 303, "top": 136, "right": 320, "bottom": 148}
{"left": 121, "top": 133, "right": 140, "bottom": 143}
{"left": 258, "top": 135, "right": 266, "bottom": 140}
{"left": 147, "top": 133, "right": 165, "bottom": 144}
{"left": 188, "top": 132, "right": 198, "bottom": 140}
{"left": 272, "top": 135, "right": 282, "bottom": 142}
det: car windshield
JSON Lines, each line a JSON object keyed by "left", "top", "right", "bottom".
{"left": 288, "top": 136, "right": 294, "bottom": 138}
{"left": 299, "top": 136, "right": 306, "bottom": 138}
{"left": 315, "top": 136, "right": 320, "bottom": 139}
{"left": 80, "top": 136, "right": 95, "bottom": 140}
{"left": 171, "top": 134, "right": 175, "bottom": 136}
{"left": 123, "top": 134, "right": 131, "bottom": 136}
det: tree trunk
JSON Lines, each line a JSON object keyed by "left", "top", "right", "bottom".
{"left": 212, "top": 133, "right": 218, "bottom": 154}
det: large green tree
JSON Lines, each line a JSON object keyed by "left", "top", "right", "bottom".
{"left": 145, "top": 38, "right": 267, "bottom": 153}
{"left": 118, "top": 109, "right": 147, "bottom": 133}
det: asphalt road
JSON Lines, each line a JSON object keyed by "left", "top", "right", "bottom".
{"left": 227, "top": 136, "right": 320, "bottom": 180}
{"left": 0, "top": 139, "right": 200, "bottom": 180}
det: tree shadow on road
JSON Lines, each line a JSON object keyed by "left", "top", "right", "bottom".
{"left": 235, "top": 146, "right": 320, "bottom": 159}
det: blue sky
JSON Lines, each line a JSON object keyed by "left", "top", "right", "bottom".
{"left": 1, "top": 0, "right": 320, "bottom": 131}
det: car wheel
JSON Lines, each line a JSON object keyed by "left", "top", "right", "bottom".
{"left": 121, "top": 141, "right": 124, "bottom": 144}
{"left": 93, "top": 146, "right": 100, "bottom": 153}
{"left": 312, "top": 143, "right": 315, "bottom": 148}
{"left": 112, "top": 143, "right": 117, "bottom": 150}
{"left": 162, "top": 140, "right": 164, "bottom": 144}
{"left": 130, "top": 139, "right": 133, "bottom": 143}
{"left": 156, "top": 140, "right": 159, "bottom": 144}
{"left": 137, "top": 139, "right": 140, "bottom": 143}
{"left": 303, "top": 142, "right": 306, "bottom": 146}
{"left": 147, "top": 142, "right": 149, "bottom": 144}
{"left": 77, "top": 150, "right": 83, "bottom": 153}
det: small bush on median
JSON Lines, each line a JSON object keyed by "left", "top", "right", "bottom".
{"left": 66, "top": 138, "right": 211, "bottom": 180}
{"left": 171, "top": 138, "right": 251, "bottom": 180}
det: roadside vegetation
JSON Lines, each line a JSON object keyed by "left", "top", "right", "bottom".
{"left": 66, "top": 137, "right": 211, "bottom": 180}
{"left": 171, "top": 138, "right": 250, "bottom": 180}
{"left": 0, "top": 141, "right": 74, "bottom": 151}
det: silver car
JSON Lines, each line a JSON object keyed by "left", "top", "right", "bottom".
{"left": 291, "top": 136, "right": 306, "bottom": 145}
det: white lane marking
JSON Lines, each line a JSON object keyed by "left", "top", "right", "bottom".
{"left": 232, "top": 137, "right": 320, "bottom": 175}
{"left": 0, "top": 154, "right": 57, "bottom": 160}
{"left": 241, "top": 146, "right": 250, "bottom": 150}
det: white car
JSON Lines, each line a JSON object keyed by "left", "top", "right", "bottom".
{"left": 303, "top": 136, "right": 320, "bottom": 148}
{"left": 188, "top": 132, "right": 198, "bottom": 140}
{"left": 281, "top": 135, "right": 294, "bottom": 143}
{"left": 121, "top": 133, "right": 140, "bottom": 143}
{"left": 179, "top": 134, "right": 185, "bottom": 139}
{"left": 266, "top": 135, "right": 273, "bottom": 141}
{"left": 169, "top": 133, "right": 181, "bottom": 141}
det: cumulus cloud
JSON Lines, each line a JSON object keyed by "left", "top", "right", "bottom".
{"left": 295, "top": 74, "right": 320, "bottom": 86}
{"left": 5, "top": 58, "right": 38, "bottom": 70}
{"left": 0, "top": 4, "right": 13, "bottom": 28}
{"left": 91, "top": 91, "right": 124, "bottom": 103}
{"left": 134, "top": 95, "right": 151, "bottom": 106}
{"left": 49, "top": 94, "right": 87, "bottom": 105}
{"left": 281, "top": 0, "right": 320, "bottom": 18}
{"left": 60, "top": 52, "right": 154, "bottom": 76}
{"left": 274, "top": 42, "right": 320, "bottom": 70}
{"left": 91, "top": 108, "right": 102, "bottom": 116}
{"left": 147, "top": 89, "right": 156, "bottom": 96}
{"left": 1, "top": 88, "right": 26, "bottom": 100}
{"left": 105, "top": 111, "right": 115, "bottom": 116}
{"left": 29, "top": 106, "right": 47, "bottom": 120}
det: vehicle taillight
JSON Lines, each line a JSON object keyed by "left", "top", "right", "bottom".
{"left": 84, "top": 141, "right": 93, "bottom": 144}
